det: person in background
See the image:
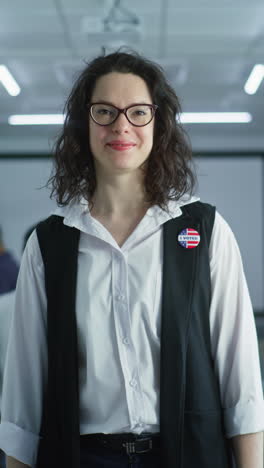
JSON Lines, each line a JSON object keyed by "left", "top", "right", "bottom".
{"left": 0, "top": 50, "right": 263, "bottom": 468}
{"left": 0, "top": 225, "right": 37, "bottom": 468}
{"left": 0, "top": 227, "right": 19, "bottom": 295}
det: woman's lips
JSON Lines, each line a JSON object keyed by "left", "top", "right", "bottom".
{"left": 106, "top": 141, "right": 136, "bottom": 151}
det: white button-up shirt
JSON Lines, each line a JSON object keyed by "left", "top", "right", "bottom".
{"left": 0, "top": 196, "right": 263, "bottom": 467}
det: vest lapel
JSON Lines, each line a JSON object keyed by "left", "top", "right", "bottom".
{"left": 160, "top": 212, "right": 201, "bottom": 467}
{"left": 37, "top": 217, "right": 81, "bottom": 468}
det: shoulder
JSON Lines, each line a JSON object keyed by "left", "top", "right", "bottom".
{"left": 180, "top": 201, "right": 240, "bottom": 258}
{"left": 22, "top": 228, "right": 44, "bottom": 271}
{"left": 36, "top": 215, "right": 64, "bottom": 233}
{"left": 211, "top": 211, "right": 238, "bottom": 244}
{"left": 36, "top": 215, "right": 67, "bottom": 249}
{"left": 180, "top": 200, "right": 216, "bottom": 243}
{"left": 182, "top": 200, "right": 215, "bottom": 215}
{"left": 210, "top": 211, "right": 242, "bottom": 266}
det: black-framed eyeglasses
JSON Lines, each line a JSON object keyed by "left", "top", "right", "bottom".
{"left": 88, "top": 102, "right": 158, "bottom": 127}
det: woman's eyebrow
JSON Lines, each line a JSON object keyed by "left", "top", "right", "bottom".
{"left": 91, "top": 100, "right": 153, "bottom": 106}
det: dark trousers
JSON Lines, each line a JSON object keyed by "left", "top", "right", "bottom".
{"left": 80, "top": 445, "right": 162, "bottom": 468}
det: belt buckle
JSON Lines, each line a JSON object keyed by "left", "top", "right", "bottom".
{"left": 123, "top": 437, "right": 153, "bottom": 455}
{"left": 122, "top": 441, "right": 136, "bottom": 455}
{"left": 136, "top": 437, "right": 153, "bottom": 454}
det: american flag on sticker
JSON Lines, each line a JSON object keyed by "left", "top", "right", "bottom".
{"left": 178, "top": 228, "right": 200, "bottom": 249}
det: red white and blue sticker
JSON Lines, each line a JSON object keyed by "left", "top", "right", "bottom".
{"left": 178, "top": 228, "right": 200, "bottom": 249}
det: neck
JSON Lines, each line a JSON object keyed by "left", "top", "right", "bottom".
{"left": 90, "top": 173, "right": 149, "bottom": 218}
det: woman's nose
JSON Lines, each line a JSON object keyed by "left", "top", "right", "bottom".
{"left": 111, "top": 112, "right": 129, "bottom": 132}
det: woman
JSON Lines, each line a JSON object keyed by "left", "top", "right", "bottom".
{"left": 0, "top": 50, "right": 263, "bottom": 468}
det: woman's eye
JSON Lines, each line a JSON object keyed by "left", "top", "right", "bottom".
{"left": 133, "top": 110, "right": 146, "bottom": 116}
{"left": 97, "top": 108, "right": 112, "bottom": 115}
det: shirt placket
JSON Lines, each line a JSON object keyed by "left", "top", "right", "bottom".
{"left": 111, "top": 248, "right": 146, "bottom": 430}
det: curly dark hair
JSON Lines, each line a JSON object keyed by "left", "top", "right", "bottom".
{"left": 48, "top": 49, "right": 196, "bottom": 210}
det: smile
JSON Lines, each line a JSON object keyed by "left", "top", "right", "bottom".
{"left": 106, "top": 142, "right": 136, "bottom": 151}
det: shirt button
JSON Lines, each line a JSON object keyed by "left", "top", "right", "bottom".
{"left": 130, "top": 379, "right": 137, "bottom": 388}
{"left": 117, "top": 294, "right": 125, "bottom": 301}
{"left": 123, "top": 337, "right": 129, "bottom": 345}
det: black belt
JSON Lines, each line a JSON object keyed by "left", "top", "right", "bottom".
{"left": 80, "top": 432, "right": 161, "bottom": 456}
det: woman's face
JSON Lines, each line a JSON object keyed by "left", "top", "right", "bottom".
{"left": 89, "top": 72, "right": 155, "bottom": 179}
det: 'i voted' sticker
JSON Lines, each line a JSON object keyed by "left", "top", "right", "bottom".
{"left": 178, "top": 228, "right": 200, "bottom": 249}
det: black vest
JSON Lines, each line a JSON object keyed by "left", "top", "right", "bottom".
{"left": 36, "top": 201, "right": 234, "bottom": 468}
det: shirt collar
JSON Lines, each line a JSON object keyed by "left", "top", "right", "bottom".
{"left": 51, "top": 194, "right": 200, "bottom": 235}
{"left": 146, "top": 194, "right": 200, "bottom": 220}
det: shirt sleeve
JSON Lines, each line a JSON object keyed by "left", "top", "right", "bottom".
{"left": 0, "top": 230, "right": 47, "bottom": 467}
{"left": 209, "top": 211, "right": 264, "bottom": 437}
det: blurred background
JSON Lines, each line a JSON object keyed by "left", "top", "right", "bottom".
{"left": 0, "top": 0, "right": 263, "bottom": 384}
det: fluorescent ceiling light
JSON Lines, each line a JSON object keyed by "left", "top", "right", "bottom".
{"left": 180, "top": 112, "right": 252, "bottom": 124}
{"left": 0, "top": 65, "right": 21, "bottom": 96}
{"left": 8, "top": 112, "right": 252, "bottom": 126}
{"left": 8, "top": 114, "right": 65, "bottom": 125}
{"left": 244, "top": 64, "right": 264, "bottom": 95}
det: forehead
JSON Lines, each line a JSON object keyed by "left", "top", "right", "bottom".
{"left": 91, "top": 72, "right": 152, "bottom": 105}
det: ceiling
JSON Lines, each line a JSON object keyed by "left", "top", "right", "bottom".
{"left": 0, "top": 0, "right": 264, "bottom": 154}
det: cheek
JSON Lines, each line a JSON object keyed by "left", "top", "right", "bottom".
{"left": 89, "top": 122, "right": 107, "bottom": 149}
{"left": 139, "top": 126, "right": 154, "bottom": 148}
